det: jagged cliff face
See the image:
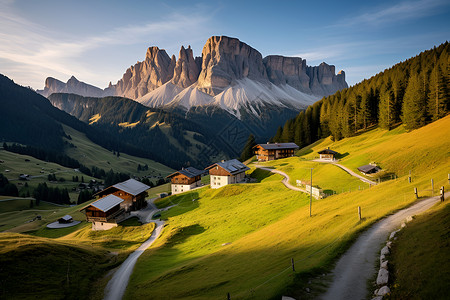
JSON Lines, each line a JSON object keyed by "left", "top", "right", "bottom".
{"left": 263, "top": 56, "right": 348, "bottom": 97}
{"left": 197, "top": 36, "right": 268, "bottom": 95}
{"left": 171, "top": 46, "right": 200, "bottom": 88}
{"left": 114, "top": 46, "right": 176, "bottom": 99}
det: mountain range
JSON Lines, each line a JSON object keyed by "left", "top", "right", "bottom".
{"left": 37, "top": 36, "right": 347, "bottom": 119}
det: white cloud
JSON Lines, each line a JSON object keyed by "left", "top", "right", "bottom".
{"left": 0, "top": 2, "right": 213, "bottom": 88}
{"left": 335, "top": 0, "right": 448, "bottom": 27}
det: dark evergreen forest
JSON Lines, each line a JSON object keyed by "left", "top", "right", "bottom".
{"left": 272, "top": 42, "right": 449, "bottom": 146}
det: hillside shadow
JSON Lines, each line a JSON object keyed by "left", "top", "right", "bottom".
{"left": 164, "top": 224, "right": 206, "bottom": 248}
{"left": 248, "top": 168, "right": 275, "bottom": 182}
{"left": 336, "top": 152, "right": 349, "bottom": 159}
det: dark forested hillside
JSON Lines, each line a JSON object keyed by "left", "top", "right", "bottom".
{"left": 0, "top": 74, "right": 173, "bottom": 168}
{"left": 48, "top": 93, "right": 231, "bottom": 168}
{"left": 272, "top": 42, "right": 449, "bottom": 146}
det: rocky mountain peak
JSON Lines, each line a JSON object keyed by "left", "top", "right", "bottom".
{"left": 113, "top": 46, "right": 175, "bottom": 99}
{"left": 171, "top": 45, "right": 200, "bottom": 88}
{"left": 197, "top": 36, "right": 268, "bottom": 96}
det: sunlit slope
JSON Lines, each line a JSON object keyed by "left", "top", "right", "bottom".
{"left": 62, "top": 124, "right": 174, "bottom": 177}
{"left": 125, "top": 117, "right": 449, "bottom": 299}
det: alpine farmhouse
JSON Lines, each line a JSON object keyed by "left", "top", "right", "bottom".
{"left": 166, "top": 167, "right": 205, "bottom": 195}
{"left": 94, "top": 178, "right": 150, "bottom": 212}
{"left": 205, "top": 159, "right": 250, "bottom": 189}
{"left": 254, "top": 143, "right": 299, "bottom": 161}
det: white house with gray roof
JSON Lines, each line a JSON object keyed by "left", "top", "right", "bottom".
{"left": 166, "top": 167, "right": 205, "bottom": 194}
{"left": 205, "top": 159, "right": 250, "bottom": 189}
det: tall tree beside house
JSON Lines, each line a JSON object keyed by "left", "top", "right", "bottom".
{"left": 240, "top": 134, "right": 257, "bottom": 162}
{"left": 0, "top": 173, "right": 18, "bottom": 197}
{"left": 402, "top": 73, "right": 428, "bottom": 130}
{"left": 428, "top": 63, "right": 449, "bottom": 121}
{"left": 379, "top": 82, "right": 396, "bottom": 129}
{"left": 272, "top": 126, "right": 283, "bottom": 143}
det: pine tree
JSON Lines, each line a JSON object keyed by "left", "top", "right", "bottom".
{"left": 402, "top": 74, "right": 427, "bottom": 130}
{"left": 428, "top": 63, "right": 449, "bottom": 121}
{"left": 239, "top": 134, "right": 257, "bottom": 162}
{"left": 272, "top": 126, "right": 283, "bottom": 142}
{"left": 379, "top": 83, "right": 395, "bottom": 130}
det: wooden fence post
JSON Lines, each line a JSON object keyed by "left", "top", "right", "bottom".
{"left": 414, "top": 187, "right": 418, "bottom": 199}
{"left": 358, "top": 206, "right": 361, "bottom": 221}
{"left": 291, "top": 258, "right": 295, "bottom": 272}
{"left": 227, "top": 292, "right": 231, "bottom": 300}
{"left": 409, "top": 170, "right": 412, "bottom": 183}
{"left": 431, "top": 179, "right": 434, "bottom": 196}
{"left": 441, "top": 186, "right": 445, "bottom": 202}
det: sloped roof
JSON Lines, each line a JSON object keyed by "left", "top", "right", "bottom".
{"left": 90, "top": 195, "right": 124, "bottom": 212}
{"left": 167, "top": 167, "right": 205, "bottom": 179}
{"left": 205, "top": 159, "right": 250, "bottom": 175}
{"left": 357, "top": 165, "right": 380, "bottom": 173}
{"left": 318, "top": 148, "right": 339, "bottom": 155}
{"left": 255, "top": 142, "right": 299, "bottom": 150}
{"left": 59, "top": 215, "right": 73, "bottom": 221}
{"left": 112, "top": 178, "right": 150, "bottom": 196}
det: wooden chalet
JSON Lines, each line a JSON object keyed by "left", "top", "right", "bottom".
{"left": 318, "top": 147, "right": 339, "bottom": 161}
{"left": 166, "top": 167, "right": 205, "bottom": 195}
{"left": 357, "top": 164, "right": 381, "bottom": 175}
{"left": 80, "top": 195, "right": 125, "bottom": 230}
{"left": 253, "top": 143, "right": 299, "bottom": 161}
{"left": 205, "top": 159, "right": 250, "bottom": 189}
{"left": 94, "top": 178, "right": 150, "bottom": 212}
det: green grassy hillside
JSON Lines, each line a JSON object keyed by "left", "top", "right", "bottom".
{"left": 0, "top": 232, "right": 116, "bottom": 300}
{"left": 388, "top": 201, "right": 450, "bottom": 299}
{"left": 62, "top": 125, "right": 174, "bottom": 179}
{"left": 0, "top": 148, "right": 99, "bottom": 204}
{"left": 124, "top": 116, "right": 450, "bottom": 299}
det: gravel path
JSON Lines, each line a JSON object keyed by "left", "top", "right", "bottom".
{"left": 103, "top": 199, "right": 164, "bottom": 300}
{"left": 320, "top": 192, "right": 449, "bottom": 300}
{"left": 255, "top": 166, "right": 307, "bottom": 192}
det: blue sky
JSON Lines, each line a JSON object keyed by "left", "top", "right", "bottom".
{"left": 1, "top": 0, "right": 449, "bottom": 89}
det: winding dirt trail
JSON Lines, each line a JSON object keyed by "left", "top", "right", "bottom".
{"left": 103, "top": 201, "right": 164, "bottom": 300}
{"left": 255, "top": 163, "right": 447, "bottom": 299}
{"left": 320, "top": 193, "right": 449, "bottom": 300}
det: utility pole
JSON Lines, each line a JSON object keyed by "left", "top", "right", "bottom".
{"left": 310, "top": 168, "right": 313, "bottom": 217}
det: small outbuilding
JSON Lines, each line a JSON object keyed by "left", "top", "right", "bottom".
{"left": 206, "top": 159, "right": 250, "bottom": 189}
{"left": 318, "top": 147, "right": 339, "bottom": 161}
{"left": 166, "top": 167, "right": 205, "bottom": 195}
{"left": 357, "top": 164, "right": 381, "bottom": 175}
{"left": 58, "top": 215, "right": 73, "bottom": 224}
{"left": 253, "top": 142, "right": 299, "bottom": 161}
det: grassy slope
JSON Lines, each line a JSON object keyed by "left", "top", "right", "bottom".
{"left": 0, "top": 149, "right": 98, "bottom": 203}
{"left": 0, "top": 232, "right": 115, "bottom": 300}
{"left": 125, "top": 116, "right": 450, "bottom": 300}
{"left": 63, "top": 124, "right": 174, "bottom": 179}
{"left": 388, "top": 201, "right": 450, "bottom": 300}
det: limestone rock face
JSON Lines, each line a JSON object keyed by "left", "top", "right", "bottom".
{"left": 264, "top": 55, "right": 311, "bottom": 93}
{"left": 172, "top": 46, "right": 200, "bottom": 88}
{"left": 37, "top": 76, "right": 112, "bottom": 98}
{"left": 114, "top": 46, "right": 175, "bottom": 99}
{"left": 264, "top": 56, "right": 348, "bottom": 97}
{"left": 307, "top": 63, "right": 348, "bottom": 97}
{"left": 197, "top": 36, "right": 268, "bottom": 95}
